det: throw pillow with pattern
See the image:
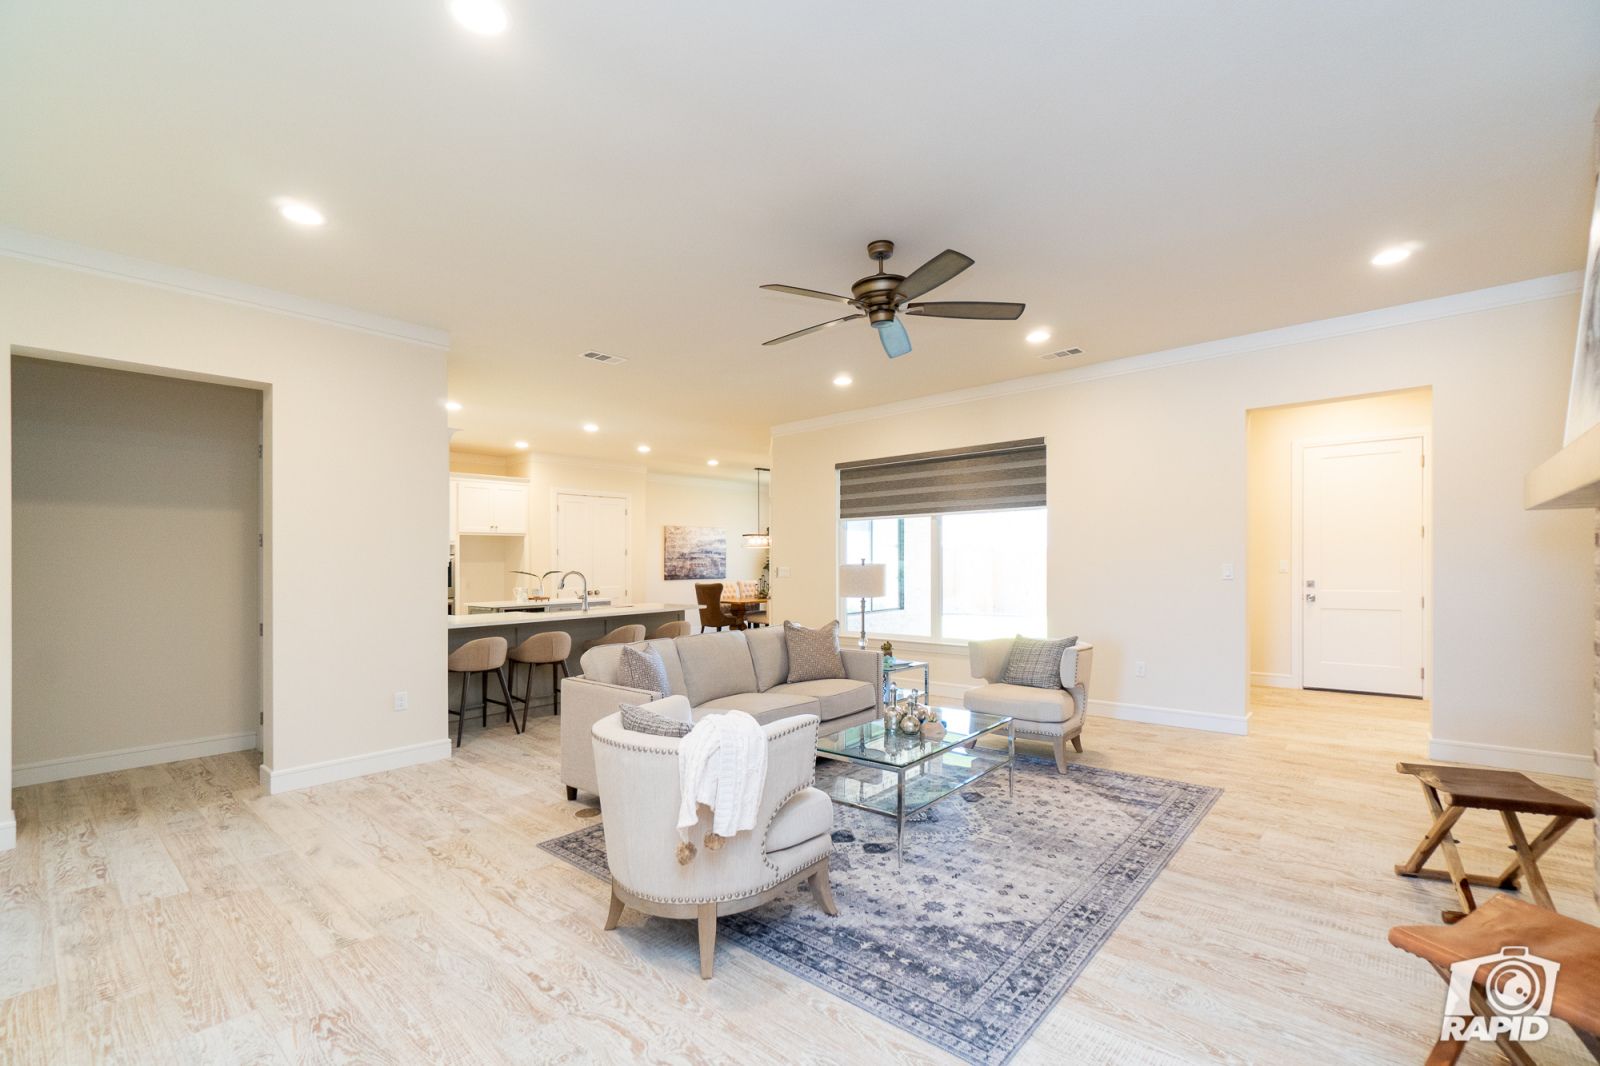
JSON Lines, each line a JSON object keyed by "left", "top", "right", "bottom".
{"left": 784, "top": 620, "right": 847, "bottom": 683}
{"left": 619, "top": 702, "right": 694, "bottom": 738}
{"left": 1000, "top": 635, "right": 1078, "bottom": 689}
{"left": 616, "top": 643, "right": 670, "bottom": 697}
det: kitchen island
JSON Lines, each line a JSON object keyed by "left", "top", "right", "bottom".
{"left": 447, "top": 603, "right": 694, "bottom": 716}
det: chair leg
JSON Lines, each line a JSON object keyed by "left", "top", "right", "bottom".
{"left": 565, "top": 785, "right": 578, "bottom": 801}
{"left": 809, "top": 858, "right": 839, "bottom": 916}
{"left": 1070, "top": 735, "right": 1083, "bottom": 753}
{"left": 555, "top": 661, "right": 567, "bottom": 716}
{"left": 496, "top": 667, "right": 521, "bottom": 733}
{"left": 697, "top": 902, "right": 717, "bottom": 979}
{"left": 1052, "top": 737, "right": 1068, "bottom": 774}
{"left": 604, "top": 887, "right": 625, "bottom": 931}
{"left": 454, "top": 671, "right": 467, "bottom": 747}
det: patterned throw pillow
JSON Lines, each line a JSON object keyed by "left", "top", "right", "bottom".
{"left": 616, "top": 644, "right": 670, "bottom": 697}
{"left": 1000, "top": 636, "right": 1078, "bottom": 689}
{"left": 619, "top": 702, "right": 693, "bottom": 738}
{"left": 784, "top": 620, "right": 847, "bottom": 683}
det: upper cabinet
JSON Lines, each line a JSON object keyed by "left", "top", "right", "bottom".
{"left": 452, "top": 475, "right": 529, "bottom": 536}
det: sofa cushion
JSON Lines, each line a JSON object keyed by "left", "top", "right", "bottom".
{"left": 745, "top": 625, "right": 790, "bottom": 692}
{"left": 1000, "top": 636, "right": 1078, "bottom": 689}
{"left": 964, "top": 682, "right": 1078, "bottom": 724}
{"left": 695, "top": 691, "right": 818, "bottom": 724}
{"left": 767, "top": 678, "right": 874, "bottom": 721}
{"left": 581, "top": 638, "right": 687, "bottom": 698}
{"left": 619, "top": 694, "right": 694, "bottom": 737}
{"left": 765, "top": 787, "right": 833, "bottom": 853}
{"left": 616, "top": 644, "right": 670, "bottom": 697}
{"left": 784, "top": 620, "right": 846, "bottom": 683}
{"left": 675, "top": 631, "right": 760, "bottom": 706}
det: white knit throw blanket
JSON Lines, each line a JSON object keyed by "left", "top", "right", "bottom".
{"left": 675, "top": 711, "right": 767, "bottom": 855}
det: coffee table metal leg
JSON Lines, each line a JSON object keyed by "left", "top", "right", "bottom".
{"left": 1008, "top": 722, "right": 1015, "bottom": 798}
{"left": 896, "top": 771, "right": 905, "bottom": 871}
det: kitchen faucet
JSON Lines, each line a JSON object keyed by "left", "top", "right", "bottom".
{"left": 559, "top": 570, "right": 589, "bottom": 611}
{"left": 510, "top": 570, "right": 545, "bottom": 596}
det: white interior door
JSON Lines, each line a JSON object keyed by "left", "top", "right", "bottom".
{"left": 1301, "top": 435, "right": 1425, "bottom": 696}
{"left": 555, "top": 492, "right": 630, "bottom": 600}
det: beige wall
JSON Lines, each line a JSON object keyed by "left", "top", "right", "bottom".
{"left": 1245, "top": 388, "right": 1433, "bottom": 686}
{"left": 771, "top": 290, "right": 1593, "bottom": 772}
{"left": 0, "top": 255, "right": 449, "bottom": 839}
{"left": 644, "top": 474, "right": 764, "bottom": 617}
{"left": 449, "top": 450, "right": 515, "bottom": 477}
{"left": 12, "top": 357, "right": 262, "bottom": 779}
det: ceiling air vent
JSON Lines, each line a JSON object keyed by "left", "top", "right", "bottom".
{"left": 1042, "top": 347, "right": 1084, "bottom": 361}
{"left": 581, "top": 350, "right": 628, "bottom": 366}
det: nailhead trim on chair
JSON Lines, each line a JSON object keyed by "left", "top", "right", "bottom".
{"left": 592, "top": 718, "right": 824, "bottom": 906}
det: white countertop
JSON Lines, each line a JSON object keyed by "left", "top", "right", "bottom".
{"left": 464, "top": 597, "right": 613, "bottom": 612}
{"left": 447, "top": 603, "right": 694, "bottom": 630}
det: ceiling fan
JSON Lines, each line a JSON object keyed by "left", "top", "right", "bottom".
{"left": 760, "top": 239, "right": 1025, "bottom": 359}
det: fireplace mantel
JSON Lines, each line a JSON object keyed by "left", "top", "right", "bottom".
{"left": 1526, "top": 421, "right": 1600, "bottom": 509}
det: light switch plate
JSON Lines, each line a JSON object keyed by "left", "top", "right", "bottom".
{"left": 1278, "top": 559, "right": 1289, "bottom": 574}
{"left": 393, "top": 691, "right": 408, "bottom": 712}
{"left": 776, "top": 566, "right": 791, "bottom": 578}
{"left": 1134, "top": 661, "right": 1147, "bottom": 678}
{"left": 1221, "top": 563, "right": 1235, "bottom": 580}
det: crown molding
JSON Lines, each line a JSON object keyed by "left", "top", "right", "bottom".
{"left": 0, "top": 226, "right": 451, "bottom": 350}
{"left": 771, "top": 272, "right": 1583, "bottom": 437}
{"left": 519, "top": 451, "right": 648, "bottom": 475}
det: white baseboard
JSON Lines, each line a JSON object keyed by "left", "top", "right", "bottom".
{"left": 260, "top": 738, "right": 452, "bottom": 795}
{"left": 1087, "top": 699, "right": 1251, "bottom": 736}
{"left": 1250, "top": 672, "right": 1297, "bottom": 690}
{"left": 1427, "top": 737, "right": 1594, "bottom": 780}
{"left": 0, "top": 813, "right": 14, "bottom": 851}
{"left": 12, "top": 731, "right": 260, "bottom": 787}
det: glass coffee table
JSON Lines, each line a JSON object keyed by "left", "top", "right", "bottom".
{"left": 814, "top": 707, "right": 1014, "bottom": 869}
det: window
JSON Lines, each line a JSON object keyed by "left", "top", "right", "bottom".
{"left": 839, "top": 508, "right": 1045, "bottom": 641}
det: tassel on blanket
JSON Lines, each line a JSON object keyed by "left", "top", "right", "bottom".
{"left": 703, "top": 832, "right": 726, "bottom": 851}
{"left": 676, "top": 840, "right": 697, "bottom": 866}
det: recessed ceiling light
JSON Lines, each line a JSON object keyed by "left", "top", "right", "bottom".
{"left": 707, "top": 459, "right": 719, "bottom": 467}
{"left": 450, "top": 0, "right": 508, "bottom": 34}
{"left": 444, "top": 400, "right": 463, "bottom": 412}
{"left": 1025, "top": 328, "right": 1052, "bottom": 344}
{"left": 1370, "top": 242, "right": 1419, "bottom": 267}
{"left": 514, "top": 440, "right": 528, "bottom": 449}
{"left": 582, "top": 422, "right": 599, "bottom": 433}
{"left": 832, "top": 373, "right": 853, "bottom": 387}
{"left": 275, "top": 198, "right": 325, "bottom": 226}
{"left": 637, "top": 444, "right": 651, "bottom": 454}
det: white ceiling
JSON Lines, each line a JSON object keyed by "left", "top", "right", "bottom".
{"left": 3, "top": 2, "right": 1598, "bottom": 477}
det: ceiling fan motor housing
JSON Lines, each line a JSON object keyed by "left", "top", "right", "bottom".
{"left": 851, "top": 272, "right": 905, "bottom": 323}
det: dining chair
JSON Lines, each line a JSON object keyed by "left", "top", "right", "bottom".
{"left": 695, "top": 583, "right": 735, "bottom": 631}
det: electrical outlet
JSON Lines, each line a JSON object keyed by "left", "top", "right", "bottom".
{"left": 1134, "top": 661, "right": 1147, "bottom": 678}
{"left": 776, "top": 566, "right": 791, "bottom": 578}
{"left": 1221, "top": 563, "right": 1235, "bottom": 581}
{"left": 1278, "top": 559, "right": 1289, "bottom": 574}
{"left": 393, "top": 691, "right": 408, "bottom": 712}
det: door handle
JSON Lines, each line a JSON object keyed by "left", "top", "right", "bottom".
{"left": 1305, "top": 593, "right": 1317, "bottom": 603}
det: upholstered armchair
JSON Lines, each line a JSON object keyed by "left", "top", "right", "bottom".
{"left": 590, "top": 711, "right": 838, "bottom": 978}
{"left": 963, "top": 638, "right": 1094, "bottom": 772}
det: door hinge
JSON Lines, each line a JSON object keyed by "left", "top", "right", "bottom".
{"left": 258, "top": 533, "right": 264, "bottom": 548}
{"left": 1421, "top": 595, "right": 1425, "bottom": 609}
{"left": 258, "top": 443, "right": 263, "bottom": 459}
{"left": 259, "top": 622, "right": 264, "bottom": 636}
{"left": 1420, "top": 453, "right": 1425, "bottom": 468}
{"left": 1420, "top": 666, "right": 1425, "bottom": 680}
{"left": 1420, "top": 525, "right": 1425, "bottom": 538}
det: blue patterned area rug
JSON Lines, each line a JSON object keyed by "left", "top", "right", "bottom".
{"left": 540, "top": 756, "right": 1220, "bottom": 1065}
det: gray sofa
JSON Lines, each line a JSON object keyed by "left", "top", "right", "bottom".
{"left": 560, "top": 628, "right": 883, "bottom": 800}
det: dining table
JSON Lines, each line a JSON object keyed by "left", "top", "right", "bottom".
{"left": 720, "top": 596, "right": 768, "bottom": 630}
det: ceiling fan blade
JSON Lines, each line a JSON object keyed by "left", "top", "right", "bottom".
{"left": 760, "top": 283, "right": 855, "bottom": 304}
{"left": 762, "top": 314, "right": 863, "bottom": 346}
{"left": 875, "top": 318, "right": 913, "bottom": 358}
{"left": 893, "top": 249, "right": 974, "bottom": 302}
{"left": 904, "top": 301, "right": 1026, "bottom": 320}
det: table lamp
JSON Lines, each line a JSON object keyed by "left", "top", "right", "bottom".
{"left": 838, "top": 560, "right": 887, "bottom": 650}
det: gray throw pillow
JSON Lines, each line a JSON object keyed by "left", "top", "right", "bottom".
{"left": 1000, "top": 636, "right": 1078, "bottom": 689}
{"left": 619, "top": 702, "right": 693, "bottom": 738}
{"left": 784, "top": 620, "right": 847, "bottom": 683}
{"left": 616, "top": 644, "right": 670, "bottom": 697}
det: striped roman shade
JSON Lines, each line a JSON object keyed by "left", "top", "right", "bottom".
{"left": 837, "top": 438, "right": 1046, "bottom": 519}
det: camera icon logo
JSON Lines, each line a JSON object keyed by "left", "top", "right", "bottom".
{"left": 1440, "top": 945, "right": 1560, "bottom": 1044}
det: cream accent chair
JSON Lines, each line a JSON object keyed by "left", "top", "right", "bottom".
{"left": 963, "top": 638, "right": 1094, "bottom": 772}
{"left": 591, "top": 711, "right": 838, "bottom": 979}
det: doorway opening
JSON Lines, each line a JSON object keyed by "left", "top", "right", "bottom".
{"left": 11, "top": 352, "right": 265, "bottom": 786}
{"left": 1246, "top": 387, "right": 1433, "bottom": 702}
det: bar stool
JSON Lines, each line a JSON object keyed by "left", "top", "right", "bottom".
{"left": 509, "top": 631, "right": 572, "bottom": 718}
{"left": 447, "top": 636, "right": 519, "bottom": 747}
{"left": 589, "top": 624, "right": 645, "bottom": 649}
{"left": 652, "top": 620, "right": 692, "bottom": 639}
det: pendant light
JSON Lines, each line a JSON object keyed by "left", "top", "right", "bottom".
{"left": 743, "top": 467, "right": 771, "bottom": 548}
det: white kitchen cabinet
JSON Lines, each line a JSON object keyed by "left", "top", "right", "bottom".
{"left": 452, "top": 476, "right": 528, "bottom": 536}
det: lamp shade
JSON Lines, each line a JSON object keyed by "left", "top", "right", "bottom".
{"left": 838, "top": 562, "right": 887, "bottom": 598}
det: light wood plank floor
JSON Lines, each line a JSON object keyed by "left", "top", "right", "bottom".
{"left": 1, "top": 688, "right": 1595, "bottom": 1064}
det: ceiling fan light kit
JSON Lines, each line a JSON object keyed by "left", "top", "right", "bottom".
{"left": 761, "top": 239, "right": 1025, "bottom": 359}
